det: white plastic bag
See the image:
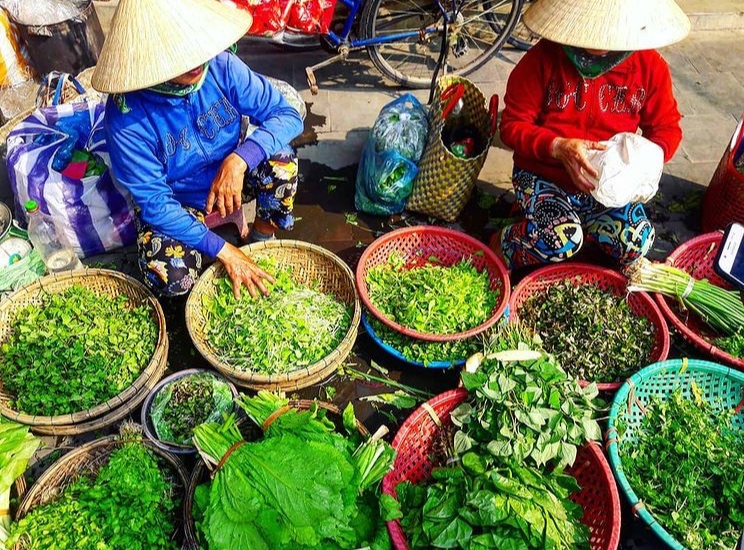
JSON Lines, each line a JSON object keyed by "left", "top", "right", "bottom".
{"left": 586, "top": 132, "right": 663, "bottom": 208}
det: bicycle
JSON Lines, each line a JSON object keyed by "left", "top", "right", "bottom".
{"left": 256, "top": 0, "right": 524, "bottom": 92}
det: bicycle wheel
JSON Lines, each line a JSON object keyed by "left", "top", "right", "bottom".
{"left": 360, "top": 0, "right": 522, "bottom": 88}
{"left": 505, "top": 0, "right": 539, "bottom": 51}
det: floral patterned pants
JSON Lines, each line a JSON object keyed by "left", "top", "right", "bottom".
{"left": 136, "top": 149, "right": 298, "bottom": 297}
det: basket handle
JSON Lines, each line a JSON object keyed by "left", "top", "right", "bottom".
{"left": 440, "top": 82, "right": 465, "bottom": 121}
{"left": 488, "top": 94, "right": 499, "bottom": 137}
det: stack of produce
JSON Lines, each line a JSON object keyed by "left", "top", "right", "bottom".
{"left": 192, "top": 392, "right": 395, "bottom": 550}
{"left": 390, "top": 328, "right": 605, "bottom": 549}
{"left": 517, "top": 278, "right": 655, "bottom": 384}
{"left": 364, "top": 251, "right": 499, "bottom": 366}
{"left": 202, "top": 258, "right": 353, "bottom": 375}
{"left": 628, "top": 258, "right": 744, "bottom": 357}
{"left": 0, "top": 284, "right": 158, "bottom": 417}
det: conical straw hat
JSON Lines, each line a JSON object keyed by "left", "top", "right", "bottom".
{"left": 523, "top": 0, "right": 690, "bottom": 51}
{"left": 92, "top": 0, "right": 253, "bottom": 93}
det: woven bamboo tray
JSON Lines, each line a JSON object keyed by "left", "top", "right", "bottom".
{"left": 186, "top": 240, "right": 360, "bottom": 391}
{"left": 0, "top": 269, "right": 168, "bottom": 432}
{"left": 13, "top": 434, "right": 189, "bottom": 550}
{"left": 182, "top": 399, "right": 370, "bottom": 550}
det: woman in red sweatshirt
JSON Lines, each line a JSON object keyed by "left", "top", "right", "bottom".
{"left": 493, "top": 0, "right": 690, "bottom": 270}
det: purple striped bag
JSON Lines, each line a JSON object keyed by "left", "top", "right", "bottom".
{"left": 6, "top": 101, "right": 136, "bottom": 258}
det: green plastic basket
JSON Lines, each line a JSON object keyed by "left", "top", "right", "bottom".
{"left": 607, "top": 359, "right": 744, "bottom": 549}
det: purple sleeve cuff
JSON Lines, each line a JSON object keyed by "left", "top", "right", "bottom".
{"left": 234, "top": 140, "right": 267, "bottom": 171}
{"left": 197, "top": 231, "right": 227, "bottom": 258}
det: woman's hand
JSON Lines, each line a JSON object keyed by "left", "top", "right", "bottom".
{"left": 550, "top": 137, "right": 607, "bottom": 194}
{"left": 206, "top": 153, "right": 248, "bottom": 217}
{"left": 217, "top": 242, "right": 276, "bottom": 299}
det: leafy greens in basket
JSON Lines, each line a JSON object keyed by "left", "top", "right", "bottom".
{"left": 202, "top": 258, "right": 352, "bottom": 375}
{"left": 192, "top": 392, "right": 395, "bottom": 550}
{"left": 366, "top": 252, "right": 499, "bottom": 335}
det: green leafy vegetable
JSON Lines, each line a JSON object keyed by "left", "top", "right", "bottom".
{"left": 192, "top": 392, "right": 395, "bottom": 550}
{"left": 518, "top": 278, "right": 654, "bottom": 382}
{"left": 618, "top": 391, "right": 744, "bottom": 550}
{"left": 715, "top": 330, "right": 744, "bottom": 358}
{"left": 365, "top": 252, "right": 499, "bottom": 335}
{"left": 0, "top": 285, "right": 157, "bottom": 416}
{"left": 150, "top": 372, "right": 233, "bottom": 445}
{"left": 8, "top": 441, "right": 178, "bottom": 550}
{"left": 202, "top": 258, "right": 352, "bottom": 375}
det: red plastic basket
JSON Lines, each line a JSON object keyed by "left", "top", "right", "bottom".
{"left": 657, "top": 232, "right": 744, "bottom": 370}
{"left": 382, "top": 389, "right": 622, "bottom": 550}
{"left": 701, "top": 118, "right": 744, "bottom": 232}
{"left": 509, "top": 263, "right": 670, "bottom": 391}
{"left": 356, "top": 226, "right": 510, "bottom": 342}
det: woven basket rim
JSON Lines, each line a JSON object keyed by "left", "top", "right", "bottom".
{"left": 606, "top": 358, "right": 744, "bottom": 550}
{"left": 0, "top": 268, "right": 168, "bottom": 426}
{"left": 182, "top": 400, "right": 370, "bottom": 548}
{"left": 383, "top": 388, "right": 622, "bottom": 550}
{"left": 655, "top": 231, "right": 744, "bottom": 370}
{"left": 15, "top": 433, "right": 189, "bottom": 543}
{"left": 185, "top": 240, "right": 360, "bottom": 388}
{"left": 140, "top": 368, "right": 239, "bottom": 454}
{"left": 356, "top": 226, "right": 511, "bottom": 343}
{"left": 509, "top": 262, "right": 670, "bottom": 391}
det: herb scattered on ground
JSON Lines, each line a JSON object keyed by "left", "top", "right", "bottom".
{"left": 518, "top": 278, "right": 654, "bottom": 382}
{"left": 8, "top": 441, "right": 178, "bottom": 550}
{"left": 150, "top": 372, "right": 233, "bottom": 446}
{"left": 366, "top": 252, "right": 499, "bottom": 335}
{"left": 192, "top": 392, "right": 395, "bottom": 550}
{"left": 202, "top": 258, "right": 352, "bottom": 375}
{"left": 0, "top": 285, "right": 157, "bottom": 416}
{"left": 366, "top": 314, "right": 481, "bottom": 365}
{"left": 618, "top": 391, "right": 744, "bottom": 550}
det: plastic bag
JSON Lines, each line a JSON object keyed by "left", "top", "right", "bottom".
{"left": 220, "top": 0, "right": 293, "bottom": 37}
{"left": 287, "top": 0, "right": 334, "bottom": 34}
{"left": 149, "top": 373, "right": 234, "bottom": 445}
{"left": 0, "top": 0, "right": 87, "bottom": 26}
{"left": 6, "top": 101, "right": 137, "bottom": 258}
{"left": 355, "top": 94, "right": 428, "bottom": 215}
{"left": 586, "top": 132, "right": 664, "bottom": 208}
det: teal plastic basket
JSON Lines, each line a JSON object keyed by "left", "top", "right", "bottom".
{"left": 607, "top": 359, "right": 744, "bottom": 549}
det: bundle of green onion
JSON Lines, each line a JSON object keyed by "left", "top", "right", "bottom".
{"left": 626, "top": 258, "right": 744, "bottom": 336}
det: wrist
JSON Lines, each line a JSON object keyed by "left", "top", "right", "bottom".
{"left": 549, "top": 137, "right": 564, "bottom": 159}
{"left": 228, "top": 153, "right": 248, "bottom": 173}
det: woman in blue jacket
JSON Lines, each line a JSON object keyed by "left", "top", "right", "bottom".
{"left": 92, "top": 0, "right": 303, "bottom": 298}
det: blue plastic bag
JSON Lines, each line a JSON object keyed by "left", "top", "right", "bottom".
{"left": 355, "top": 94, "right": 428, "bottom": 215}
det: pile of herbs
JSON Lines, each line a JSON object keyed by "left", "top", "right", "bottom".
{"left": 715, "top": 330, "right": 744, "bottom": 358}
{"left": 202, "top": 258, "right": 352, "bottom": 375}
{"left": 192, "top": 391, "right": 395, "bottom": 550}
{"left": 150, "top": 372, "right": 233, "bottom": 446}
{"left": 0, "top": 285, "right": 157, "bottom": 416}
{"left": 7, "top": 440, "right": 178, "bottom": 550}
{"left": 391, "top": 327, "right": 604, "bottom": 549}
{"left": 365, "top": 252, "right": 499, "bottom": 335}
{"left": 618, "top": 390, "right": 744, "bottom": 550}
{"left": 366, "top": 314, "right": 481, "bottom": 366}
{"left": 0, "top": 421, "right": 40, "bottom": 548}
{"left": 518, "top": 278, "right": 654, "bottom": 383}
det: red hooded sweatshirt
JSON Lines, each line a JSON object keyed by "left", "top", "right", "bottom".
{"left": 500, "top": 40, "right": 683, "bottom": 193}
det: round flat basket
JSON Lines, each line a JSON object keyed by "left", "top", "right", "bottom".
{"left": 13, "top": 434, "right": 189, "bottom": 550}
{"left": 509, "top": 263, "right": 670, "bottom": 391}
{"left": 0, "top": 268, "right": 168, "bottom": 432}
{"left": 606, "top": 359, "right": 744, "bottom": 549}
{"left": 362, "top": 312, "right": 464, "bottom": 369}
{"left": 657, "top": 232, "right": 744, "bottom": 370}
{"left": 382, "top": 389, "right": 622, "bottom": 550}
{"left": 141, "top": 368, "right": 239, "bottom": 454}
{"left": 186, "top": 240, "right": 360, "bottom": 391}
{"left": 356, "top": 226, "right": 510, "bottom": 342}
{"left": 182, "top": 400, "right": 369, "bottom": 550}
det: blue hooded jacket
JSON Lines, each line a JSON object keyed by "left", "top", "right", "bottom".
{"left": 104, "top": 51, "right": 304, "bottom": 258}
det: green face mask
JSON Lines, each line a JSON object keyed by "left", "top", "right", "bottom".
{"left": 148, "top": 62, "right": 211, "bottom": 97}
{"left": 563, "top": 46, "right": 632, "bottom": 78}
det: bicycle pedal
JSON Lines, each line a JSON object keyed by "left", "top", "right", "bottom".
{"left": 451, "top": 36, "right": 469, "bottom": 58}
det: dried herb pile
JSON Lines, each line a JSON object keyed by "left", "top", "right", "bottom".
{"left": 150, "top": 372, "right": 233, "bottom": 446}
{"left": 0, "top": 285, "right": 157, "bottom": 416}
{"left": 619, "top": 391, "right": 744, "bottom": 550}
{"left": 366, "top": 252, "right": 499, "bottom": 335}
{"left": 518, "top": 279, "right": 654, "bottom": 383}
{"left": 202, "top": 258, "right": 352, "bottom": 375}
{"left": 366, "top": 314, "right": 481, "bottom": 366}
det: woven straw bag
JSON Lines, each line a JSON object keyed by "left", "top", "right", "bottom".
{"left": 406, "top": 76, "right": 498, "bottom": 222}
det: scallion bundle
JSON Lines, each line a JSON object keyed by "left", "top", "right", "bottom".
{"left": 626, "top": 258, "right": 744, "bottom": 336}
